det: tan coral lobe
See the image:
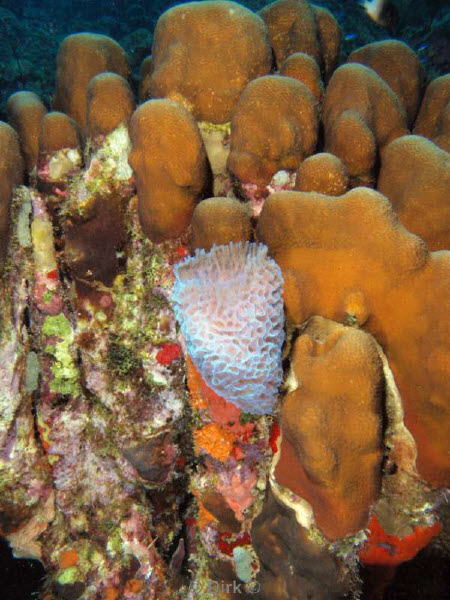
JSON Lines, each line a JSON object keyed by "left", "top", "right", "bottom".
{"left": 86, "top": 73, "right": 134, "bottom": 138}
{"left": 227, "top": 75, "right": 318, "bottom": 191}
{"left": 7, "top": 91, "right": 48, "bottom": 172}
{"left": 53, "top": 33, "right": 129, "bottom": 131}
{"left": 129, "top": 99, "right": 209, "bottom": 243}
{"left": 276, "top": 317, "right": 384, "bottom": 540}
{"left": 148, "top": 0, "right": 272, "bottom": 124}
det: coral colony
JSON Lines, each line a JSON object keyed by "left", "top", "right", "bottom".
{"left": 0, "top": 1, "right": 449, "bottom": 599}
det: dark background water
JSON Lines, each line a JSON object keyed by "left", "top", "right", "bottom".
{"left": 0, "top": 0, "right": 449, "bottom": 598}
{"left": 0, "top": 0, "right": 449, "bottom": 118}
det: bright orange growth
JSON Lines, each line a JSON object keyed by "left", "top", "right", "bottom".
{"left": 359, "top": 513, "right": 442, "bottom": 566}
{"left": 322, "top": 63, "right": 408, "bottom": 185}
{"left": 194, "top": 423, "right": 236, "bottom": 462}
{"left": 7, "top": 91, "right": 48, "bottom": 171}
{"left": 59, "top": 548, "right": 78, "bottom": 568}
{"left": 102, "top": 589, "right": 119, "bottom": 600}
{"left": 53, "top": 33, "right": 129, "bottom": 131}
{"left": 227, "top": 75, "right": 318, "bottom": 192}
{"left": 149, "top": 0, "right": 272, "bottom": 123}
{"left": 275, "top": 317, "right": 384, "bottom": 540}
{"left": 123, "top": 579, "right": 144, "bottom": 594}
{"left": 129, "top": 99, "right": 209, "bottom": 243}
{"left": 86, "top": 72, "right": 134, "bottom": 138}
{"left": 196, "top": 498, "right": 217, "bottom": 530}
{"left": 257, "top": 188, "right": 450, "bottom": 487}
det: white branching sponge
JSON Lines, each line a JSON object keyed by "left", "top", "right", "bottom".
{"left": 173, "top": 242, "right": 284, "bottom": 414}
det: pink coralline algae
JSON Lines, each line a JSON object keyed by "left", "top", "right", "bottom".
{"left": 173, "top": 242, "right": 285, "bottom": 414}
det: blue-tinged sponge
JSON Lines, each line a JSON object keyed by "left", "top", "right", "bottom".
{"left": 172, "top": 242, "right": 284, "bottom": 414}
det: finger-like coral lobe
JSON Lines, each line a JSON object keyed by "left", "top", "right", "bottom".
{"left": 173, "top": 242, "right": 284, "bottom": 414}
{"left": 275, "top": 317, "right": 385, "bottom": 540}
{"left": 129, "top": 99, "right": 209, "bottom": 242}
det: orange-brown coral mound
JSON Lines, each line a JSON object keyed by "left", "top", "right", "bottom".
{"left": 53, "top": 33, "right": 129, "bottom": 132}
{"left": 7, "top": 91, "right": 48, "bottom": 172}
{"left": 86, "top": 73, "right": 134, "bottom": 138}
{"left": 295, "top": 152, "right": 348, "bottom": 195}
{"left": 148, "top": 0, "right": 272, "bottom": 124}
{"left": 0, "top": 122, "right": 24, "bottom": 263}
{"left": 279, "top": 52, "right": 324, "bottom": 101}
{"left": 190, "top": 197, "right": 251, "bottom": 252}
{"left": 227, "top": 75, "right": 318, "bottom": 191}
{"left": 322, "top": 63, "right": 408, "bottom": 185}
{"left": 257, "top": 188, "right": 450, "bottom": 487}
{"left": 348, "top": 40, "right": 425, "bottom": 126}
{"left": 129, "top": 99, "right": 210, "bottom": 243}
{"left": 378, "top": 135, "right": 450, "bottom": 251}
{"left": 275, "top": 317, "right": 384, "bottom": 540}
{"left": 414, "top": 74, "right": 450, "bottom": 153}
{"left": 39, "top": 111, "right": 83, "bottom": 155}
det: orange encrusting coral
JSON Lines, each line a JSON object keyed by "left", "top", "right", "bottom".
{"left": 52, "top": 33, "right": 129, "bottom": 132}
{"left": 128, "top": 99, "right": 209, "bottom": 242}
{"left": 194, "top": 423, "right": 236, "bottom": 462}
{"left": 257, "top": 189, "right": 450, "bottom": 487}
{"left": 359, "top": 513, "right": 442, "bottom": 566}
{"left": 148, "top": 0, "right": 272, "bottom": 124}
{"left": 275, "top": 317, "right": 384, "bottom": 540}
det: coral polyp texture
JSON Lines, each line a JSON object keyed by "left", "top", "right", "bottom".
{"left": 1, "top": 0, "right": 450, "bottom": 598}
{"left": 173, "top": 242, "right": 284, "bottom": 414}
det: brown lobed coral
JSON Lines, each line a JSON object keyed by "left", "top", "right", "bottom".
{"left": 148, "top": 0, "right": 273, "bottom": 124}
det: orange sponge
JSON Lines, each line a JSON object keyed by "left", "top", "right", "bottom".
{"left": 257, "top": 188, "right": 450, "bottom": 487}
{"left": 227, "top": 75, "right": 318, "bottom": 193}
{"left": 348, "top": 40, "right": 425, "bottom": 126}
{"left": 0, "top": 122, "right": 24, "bottom": 262}
{"left": 378, "top": 135, "right": 450, "bottom": 251}
{"left": 322, "top": 63, "right": 408, "bottom": 185}
{"left": 86, "top": 73, "right": 134, "bottom": 138}
{"left": 53, "top": 33, "right": 129, "bottom": 132}
{"left": 275, "top": 317, "right": 384, "bottom": 540}
{"left": 129, "top": 99, "right": 209, "bottom": 242}
{"left": 7, "top": 91, "right": 48, "bottom": 171}
{"left": 148, "top": 1, "right": 272, "bottom": 124}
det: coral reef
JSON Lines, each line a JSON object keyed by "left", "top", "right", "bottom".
{"left": 1, "top": 0, "right": 449, "bottom": 598}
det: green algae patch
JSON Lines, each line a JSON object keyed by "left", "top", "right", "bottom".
{"left": 42, "top": 314, "right": 80, "bottom": 395}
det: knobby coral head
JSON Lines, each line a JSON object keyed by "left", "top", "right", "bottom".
{"left": 172, "top": 242, "right": 285, "bottom": 414}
